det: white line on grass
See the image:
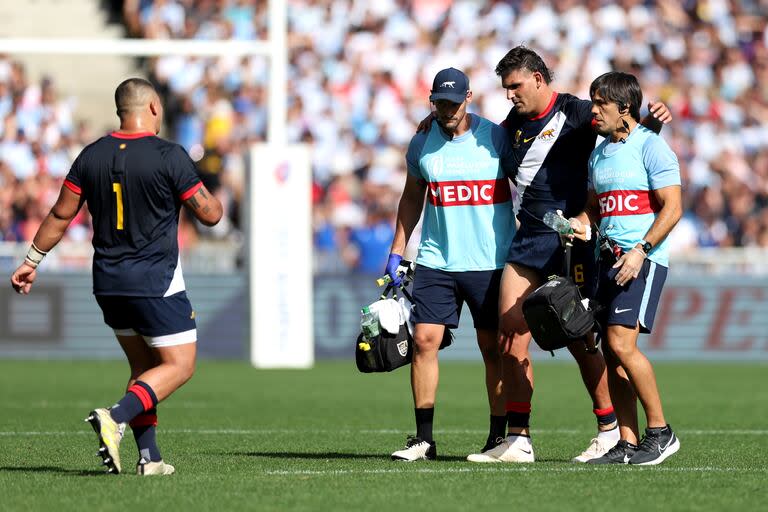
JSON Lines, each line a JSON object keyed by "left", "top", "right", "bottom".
{"left": 263, "top": 466, "right": 768, "bottom": 476}
{"left": 2, "top": 428, "right": 768, "bottom": 437}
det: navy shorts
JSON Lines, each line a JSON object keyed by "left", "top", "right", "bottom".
{"left": 596, "top": 258, "right": 668, "bottom": 334}
{"left": 507, "top": 229, "right": 597, "bottom": 298}
{"left": 95, "top": 291, "right": 197, "bottom": 347}
{"left": 410, "top": 265, "right": 502, "bottom": 330}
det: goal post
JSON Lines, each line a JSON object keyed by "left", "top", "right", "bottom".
{"left": 248, "top": 144, "right": 313, "bottom": 368}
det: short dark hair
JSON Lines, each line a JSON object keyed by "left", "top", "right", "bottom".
{"left": 114, "top": 78, "right": 156, "bottom": 118}
{"left": 589, "top": 71, "right": 642, "bottom": 122}
{"left": 494, "top": 46, "right": 552, "bottom": 84}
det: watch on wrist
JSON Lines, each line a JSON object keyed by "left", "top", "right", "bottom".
{"left": 640, "top": 240, "right": 653, "bottom": 254}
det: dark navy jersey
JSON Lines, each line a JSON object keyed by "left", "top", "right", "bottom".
{"left": 504, "top": 92, "right": 596, "bottom": 234}
{"left": 65, "top": 132, "right": 201, "bottom": 297}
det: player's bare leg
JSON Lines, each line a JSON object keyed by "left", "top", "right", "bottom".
{"left": 392, "top": 322, "right": 444, "bottom": 461}
{"left": 605, "top": 324, "right": 680, "bottom": 465}
{"left": 589, "top": 325, "right": 678, "bottom": 465}
{"left": 568, "top": 335, "right": 613, "bottom": 427}
{"left": 468, "top": 263, "right": 536, "bottom": 463}
{"left": 606, "top": 324, "right": 666, "bottom": 433}
{"left": 86, "top": 336, "right": 195, "bottom": 474}
{"left": 601, "top": 342, "right": 639, "bottom": 443}
{"left": 476, "top": 327, "right": 506, "bottom": 451}
{"left": 117, "top": 334, "right": 182, "bottom": 475}
{"left": 568, "top": 334, "right": 621, "bottom": 462}
{"left": 118, "top": 334, "right": 158, "bottom": 390}
{"left": 410, "top": 323, "right": 446, "bottom": 409}
{"left": 498, "top": 262, "right": 538, "bottom": 435}
{"left": 476, "top": 328, "right": 504, "bottom": 416}
{"left": 136, "top": 342, "right": 197, "bottom": 401}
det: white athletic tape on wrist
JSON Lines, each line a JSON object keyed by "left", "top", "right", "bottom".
{"left": 25, "top": 243, "right": 48, "bottom": 268}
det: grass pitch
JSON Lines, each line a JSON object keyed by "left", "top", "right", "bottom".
{"left": 1, "top": 360, "right": 766, "bottom": 511}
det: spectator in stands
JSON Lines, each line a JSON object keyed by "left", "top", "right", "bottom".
{"left": 3, "top": 1, "right": 768, "bottom": 267}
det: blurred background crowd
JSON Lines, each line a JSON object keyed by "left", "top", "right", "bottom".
{"left": 1, "top": 0, "right": 767, "bottom": 273}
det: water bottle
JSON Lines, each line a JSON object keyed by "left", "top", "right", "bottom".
{"left": 543, "top": 210, "right": 573, "bottom": 235}
{"left": 360, "top": 306, "right": 380, "bottom": 339}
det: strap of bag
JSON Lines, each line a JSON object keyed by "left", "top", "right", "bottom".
{"left": 378, "top": 282, "right": 414, "bottom": 303}
{"left": 562, "top": 241, "right": 573, "bottom": 280}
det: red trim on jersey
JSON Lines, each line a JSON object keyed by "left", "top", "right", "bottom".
{"left": 593, "top": 406, "right": 615, "bottom": 416}
{"left": 597, "top": 189, "right": 660, "bottom": 218}
{"left": 180, "top": 181, "right": 203, "bottom": 201}
{"left": 505, "top": 401, "right": 532, "bottom": 414}
{"left": 427, "top": 178, "right": 511, "bottom": 207}
{"left": 129, "top": 412, "right": 158, "bottom": 428}
{"left": 529, "top": 92, "right": 558, "bottom": 121}
{"left": 63, "top": 179, "right": 81, "bottom": 195}
{"left": 128, "top": 384, "right": 154, "bottom": 411}
{"left": 110, "top": 131, "right": 156, "bottom": 139}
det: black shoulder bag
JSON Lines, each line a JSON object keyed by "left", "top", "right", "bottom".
{"left": 522, "top": 241, "right": 599, "bottom": 355}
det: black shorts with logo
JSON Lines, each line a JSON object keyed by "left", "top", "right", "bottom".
{"left": 507, "top": 229, "right": 598, "bottom": 298}
{"left": 411, "top": 265, "right": 503, "bottom": 330}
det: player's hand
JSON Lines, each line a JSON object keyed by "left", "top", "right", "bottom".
{"left": 11, "top": 262, "right": 38, "bottom": 295}
{"left": 648, "top": 101, "right": 672, "bottom": 124}
{"left": 416, "top": 112, "right": 435, "bottom": 133}
{"left": 567, "top": 218, "right": 591, "bottom": 242}
{"left": 385, "top": 253, "right": 403, "bottom": 286}
{"left": 612, "top": 247, "right": 645, "bottom": 286}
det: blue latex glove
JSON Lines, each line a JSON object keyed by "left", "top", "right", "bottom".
{"left": 385, "top": 253, "right": 403, "bottom": 286}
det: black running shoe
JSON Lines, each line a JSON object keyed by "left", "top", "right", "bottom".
{"left": 391, "top": 435, "right": 437, "bottom": 461}
{"left": 586, "top": 440, "right": 638, "bottom": 464}
{"left": 628, "top": 424, "right": 680, "bottom": 465}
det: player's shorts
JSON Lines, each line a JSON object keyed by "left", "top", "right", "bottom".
{"left": 507, "top": 229, "right": 597, "bottom": 297}
{"left": 410, "top": 264, "right": 502, "bottom": 330}
{"left": 95, "top": 291, "right": 197, "bottom": 347}
{"left": 595, "top": 258, "right": 668, "bottom": 334}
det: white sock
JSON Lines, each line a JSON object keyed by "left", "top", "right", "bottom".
{"left": 506, "top": 434, "right": 532, "bottom": 446}
{"left": 597, "top": 426, "right": 620, "bottom": 444}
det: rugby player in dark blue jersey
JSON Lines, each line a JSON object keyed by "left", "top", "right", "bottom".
{"left": 11, "top": 78, "right": 222, "bottom": 475}
{"left": 471, "top": 47, "right": 672, "bottom": 463}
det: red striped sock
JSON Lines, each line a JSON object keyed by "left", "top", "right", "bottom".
{"left": 594, "top": 406, "right": 617, "bottom": 426}
{"left": 110, "top": 381, "right": 158, "bottom": 424}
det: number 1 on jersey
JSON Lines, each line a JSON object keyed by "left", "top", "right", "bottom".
{"left": 112, "top": 182, "right": 124, "bottom": 230}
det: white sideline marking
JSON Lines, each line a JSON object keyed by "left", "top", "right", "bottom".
{"left": 1, "top": 428, "right": 768, "bottom": 437}
{"left": 263, "top": 466, "right": 768, "bottom": 476}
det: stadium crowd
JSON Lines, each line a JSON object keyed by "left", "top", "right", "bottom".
{"left": 1, "top": 0, "right": 767, "bottom": 272}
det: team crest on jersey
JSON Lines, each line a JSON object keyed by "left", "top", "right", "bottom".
{"left": 427, "top": 154, "right": 444, "bottom": 177}
{"left": 539, "top": 128, "right": 556, "bottom": 141}
{"left": 513, "top": 129, "right": 522, "bottom": 148}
